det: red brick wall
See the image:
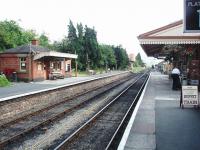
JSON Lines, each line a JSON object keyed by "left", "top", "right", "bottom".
{"left": 0, "top": 53, "right": 73, "bottom": 81}
{"left": 0, "top": 54, "right": 20, "bottom": 71}
{"left": 0, "top": 54, "right": 31, "bottom": 80}
{"left": 65, "top": 59, "right": 72, "bottom": 77}
{"left": 32, "top": 60, "right": 46, "bottom": 81}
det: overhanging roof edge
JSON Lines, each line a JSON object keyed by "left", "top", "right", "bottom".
{"left": 33, "top": 51, "right": 78, "bottom": 60}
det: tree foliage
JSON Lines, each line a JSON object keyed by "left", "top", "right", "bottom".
{"left": 0, "top": 19, "right": 130, "bottom": 71}
{"left": 0, "top": 20, "right": 36, "bottom": 51}
{"left": 67, "top": 20, "right": 78, "bottom": 54}
{"left": 83, "top": 26, "right": 100, "bottom": 70}
{"left": 135, "top": 53, "right": 144, "bottom": 67}
{"left": 113, "top": 45, "right": 129, "bottom": 69}
{"left": 99, "top": 44, "right": 116, "bottom": 69}
{"left": 39, "top": 33, "right": 50, "bottom": 48}
{"left": 76, "top": 23, "right": 85, "bottom": 70}
{"left": 0, "top": 20, "right": 53, "bottom": 52}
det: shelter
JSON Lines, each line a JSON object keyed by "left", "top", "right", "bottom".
{"left": 0, "top": 40, "right": 78, "bottom": 81}
{"left": 138, "top": 20, "right": 200, "bottom": 84}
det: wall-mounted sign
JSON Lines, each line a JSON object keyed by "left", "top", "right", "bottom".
{"left": 182, "top": 86, "right": 198, "bottom": 105}
{"left": 184, "top": 0, "right": 200, "bottom": 32}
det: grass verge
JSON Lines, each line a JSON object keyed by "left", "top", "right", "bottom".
{"left": 132, "top": 67, "right": 145, "bottom": 73}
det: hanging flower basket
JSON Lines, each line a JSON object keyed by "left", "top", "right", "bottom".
{"left": 185, "top": 47, "right": 193, "bottom": 56}
{"left": 185, "top": 47, "right": 194, "bottom": 61}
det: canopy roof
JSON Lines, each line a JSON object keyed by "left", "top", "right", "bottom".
{"left": 138, "top": 20, "right": 200, "bottom": 57}
{"left": 1, "top": 43, "right": 78, "bottom": 60}
{"left": 33, "top": 51, "right": 78, "bottom": 60}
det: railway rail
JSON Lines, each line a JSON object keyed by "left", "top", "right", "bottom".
{"left": 54, "top": 72, "right": 149, "bottom": 150}
{"left": 0, "top": 71, "right": 131, "bottom": 126}
{"left": 0, "top": 72, "right": 146, "bottom": 149}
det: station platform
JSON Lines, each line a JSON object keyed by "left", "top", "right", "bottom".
{"left": 119, "top": 71, "right": 200, "bottom": 150}
{"left": 0, "top": 71, "right": 125, "bottom": 100}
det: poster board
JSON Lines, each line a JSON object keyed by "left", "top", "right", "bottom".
{"left": 182, "top": 86, "right": 198, "bottom": 106}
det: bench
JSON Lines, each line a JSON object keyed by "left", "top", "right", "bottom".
{"left": 49, "top": 72, "right": 64, "bottom": 80}
{"left": 88, "top": 70, "right": 96, "bottom": 75}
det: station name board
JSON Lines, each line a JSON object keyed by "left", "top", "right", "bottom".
{"left": 184, "top": 0, "right": 200, "bottom": 32}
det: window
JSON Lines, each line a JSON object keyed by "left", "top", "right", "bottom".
{"left": 53, "top": 62, "right": 61, "bottom": 70}
{"left": 66, "top": 64, "right": 71, "bottom": 72}
{"left": 37, "top": 62, "right": 43, "bottom": 71}
{"left": 20, "top": 57, "right": 26, "bottom": 71}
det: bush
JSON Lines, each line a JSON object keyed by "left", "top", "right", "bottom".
{"left": 0, "top": 75, "right": 10, "bottom": 87}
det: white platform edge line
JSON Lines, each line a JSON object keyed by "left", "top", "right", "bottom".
{"left": 117, "top": 72, "right": 151, "bottom": 150}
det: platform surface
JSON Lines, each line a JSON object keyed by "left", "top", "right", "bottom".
{"left": 0, "top": 71, "right": 125, "bottom": 100}
{"left": 120, "top": 71, "right": 200, "bottom": 150}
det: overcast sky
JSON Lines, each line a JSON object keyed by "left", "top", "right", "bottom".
{"left": 0, "top": 0, "right": 183, "bottom": 63}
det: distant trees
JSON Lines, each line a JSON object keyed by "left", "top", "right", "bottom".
{"left": 53, "top": 20, "right": 129, "bottom": 71}
{"left": 99, "top": 44, "right": 116, "bottom": 69}
{"left": 83, "top": 26, "right": 100, "bottom": 70}
{"left": 134, "top": 53, "right": 145, "bottom": 67}
{"left": 67, "top": 20, "right": 78, "bottom": 54}
{"left": 113, "top": 45, "right": 129, "bottom": 69}
{"left": 38, "top": 33, "right": 50, "bottom": 48}
{"left": 0, "top": 19, "right": 130, "bottom": 71}
{"left": 0, "top": 20, "right": 51, "bottom": 52}
{"left": 0, "top": 20, "right": 36, "bottom": 51}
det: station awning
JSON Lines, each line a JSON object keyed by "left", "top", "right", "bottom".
{"left": 138, "top": 20, "right": 200, "bottom": 57}
{"left": 33, "top": 51, "right": 78, "bottom": 60}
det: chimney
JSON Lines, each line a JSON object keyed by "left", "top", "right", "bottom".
{"left": 31, "top": 39, "right": 39, "bottom": 46}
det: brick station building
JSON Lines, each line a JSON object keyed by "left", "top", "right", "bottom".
{"left": 0, "top": 40, "right": 78, "bottom": 81}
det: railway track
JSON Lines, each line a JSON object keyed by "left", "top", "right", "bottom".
{"left": 54, "top": 72, "right": 149, "bottom": 150}
{"left": 0, "top": 73, "right": 144, "bottom": 149}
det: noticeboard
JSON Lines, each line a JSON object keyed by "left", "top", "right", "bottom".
{"left": 184, "top": 0, "right": 200, "bottom": 32}
{"left": 182, "top": 86, "right": 198, "bottom": 105}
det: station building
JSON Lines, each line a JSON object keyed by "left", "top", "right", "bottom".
{"left": 138, "top": 20, "right": 200, "bottom": 86}
{"left": 0, "top": 40, "right": 78, "bottom": 81}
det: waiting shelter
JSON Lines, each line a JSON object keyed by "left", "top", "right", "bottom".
{"left": 138, "top": 20, "right": 200, "bottom": 86}
{"left": 0, "top": 40, "right": 78, "bottom": 81}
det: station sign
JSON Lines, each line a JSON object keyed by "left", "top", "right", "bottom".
{"left": 184, "top": 0, "right": 200, "bottom": 32}
{"left": 182, "top": 86, "right": 198, "bottom": 105}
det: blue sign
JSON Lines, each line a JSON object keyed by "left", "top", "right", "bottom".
{"left": 184, "top": 0, "right": 200, "bottom": 32}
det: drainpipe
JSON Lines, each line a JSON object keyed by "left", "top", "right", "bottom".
{"left": 29, "top": 43, "right": 33, "bottom": 81}
{"left": 30, "top": 54, "right": 33, "bottom": 81}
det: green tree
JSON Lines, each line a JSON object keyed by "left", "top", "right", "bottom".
{"left": 0, "top": 20, "right": 37, "bottom": 52}
{"left": 99, "top": 44, "right": 116, "bottom": 70}
{"left": 52, "top": 20, "right": 129, "bottom": 71}
{"left": 135, "top": 53, "right": 144, "bottom": 67}
{"left": 0, "top": 20, "right": 22, "bottom": 51}
{"left": 113, "top": 45, "right": 129, "bottom": 69}
{"left": 76, "top": 23, "right": 85, "bottom": 70}
{"left": 83, "top": 26, "right": 100, "bottom": 70}
{"left": 67, "top": 20, "right": 78, "bottom": 53}
{"left": 22, "top": 29, "right": 37, "bottom": 44}
{"left": 39, "top": 33, "right": 50, "bottom": 47}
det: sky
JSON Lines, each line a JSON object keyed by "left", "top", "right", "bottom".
{"left": 0, "top": 0, "right": 183, "bottom": 64}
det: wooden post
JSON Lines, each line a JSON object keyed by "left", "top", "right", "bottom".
{"left": 75, "top": 60, "right": 78, "bottom": 77}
